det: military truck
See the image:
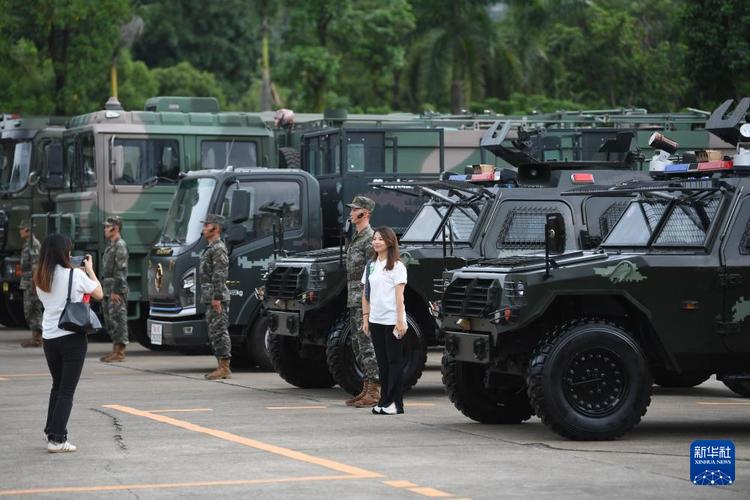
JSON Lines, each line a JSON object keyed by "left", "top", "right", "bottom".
{"left": 436, "top": 98, "right": 750, "bottom": 440}
{"left": 262, "top": 120, "right": 655, "bottom": 394}
{"left": 145, "top": 167, "right": 323, "bottom": 366}
{"left": 49, "top": 96, "right": 279, "bottom": 348}
{"left": 0, "top": 114, "right": 65, "bottom": 327}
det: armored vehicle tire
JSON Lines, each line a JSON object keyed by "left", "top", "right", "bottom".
{"left": 526, "top": 319, "right": 652, "bottom": 441}
{"left": 325, "top": 311, "right": 428, "bottom": 395}
{"left": 442, "top": 354, "right": 533, "bottom": 424}
{"left": 267, "top": 333, "right": 336, "bottom": 388}
{"left": 653, "top": 369, "right": 711, "bottom": 388}
{"left": 278, "top": 147, "right": 301, "bottom": 169}
{"left": 722, "top": 380, "right": 750, "bottom": 397}
{"left": 247, "top": 318, "right": 274, "bottom": 372}
{"left": 0, "top": 296, "right": 27, "bottom": 328}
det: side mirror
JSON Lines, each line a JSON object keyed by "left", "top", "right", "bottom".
{"left": 230, "top": 189, "right": 251, "bottom": 224}
{"left": 225, "top": 224, "right": 246, "bottom": 244}
{"left": 28, "top": 171, "right": 40, "bottom": 186}
{"left": 46, "top": 143, "right": 64, "bottom": 189}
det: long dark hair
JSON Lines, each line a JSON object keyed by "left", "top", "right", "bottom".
{"left": 34, "top": 233, "right": 73, "bottom": 293}
{"left": 373, "top": 226, "right": 400, "bottom": 271}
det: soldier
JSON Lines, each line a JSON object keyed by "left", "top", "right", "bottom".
{"left": 343, "top": 195, "right": 381, "bottom": 407}
{"left": 100, "top": 216, "right": 129, "bottom": 362}
{"left": 19, "top": 221, "right": 43, "bottom": 347}
{"left": 200, "top": 214, "right": 231, "bottom": 380}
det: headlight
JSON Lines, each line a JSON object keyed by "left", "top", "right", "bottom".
{"left": 179, "top": 268, "right": 196, "bottom": 308}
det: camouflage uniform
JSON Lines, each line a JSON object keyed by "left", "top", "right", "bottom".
{"left": 102, "top": 238, "right": 129, "bottom": 344}
{"left": 346, "top": 224, "right": 379, "bottom": 382}
{"left": 20, "top": 235, "right": 43, "bottom": 331}
{"left": 200, "top": 237, "right": 231, "bottom": 359}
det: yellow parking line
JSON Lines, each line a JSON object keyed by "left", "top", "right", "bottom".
{"left": 404, "top": 403, "right": 436, "bottom": 407}
{"left": 697, "top": 401, "right": 750, "bottom": 405}
{"left": 0, "top": 372, "right": 48, "bottom": 377}
{"left": 408, "top": 486, "right": 452, "bottom": 497}
{"left": 384, "top": 480, "right": 418, "bottom": 488}
{"left": 0, "top": 475, "right": 362, "bottom": 497}
{"left": 266, "top": 405, "right": 327, "bottom": 410}
{"left": 104, "top": 404, "right": 381, "bottom": 478}
{"left": 147, "top": 409, "right": 214, "bottom": 413}
{"left": 0, "top": 377, "right": 7, "bottom": 381}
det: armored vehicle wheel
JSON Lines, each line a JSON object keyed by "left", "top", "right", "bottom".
{"left": 0, "top": 295, "right": 27, "bottom": 328}
{"left": 442, "top": 354, "right": 533, "bottom": 424}
{"left": 278, "top": 147, "right": 301, "bottom": 169}
{"left": 722, "top": 379, "right": 750, "bottom": 397}
{"left": 526, "top": 319, "right": 652, "bottom": 440}
{"left": 247, "top": 318, "right": 274, "bottom": 371}
{"left": 267, "top": 333, "right": 335, "bottom": 388}
{"left": 653, "top": 369, "right": 711, "bottom": 388}
{"left": 325, "top": 311, "right": 428, "bottom": 395}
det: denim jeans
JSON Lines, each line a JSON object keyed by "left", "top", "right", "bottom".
{"left": 43, "top": 333, "right": 87, "bottom": 443}
{"left": 369, "top": 322, "right": 404, "bottom": 411}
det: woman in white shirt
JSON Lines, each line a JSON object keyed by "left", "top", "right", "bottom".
{"left": 361, "top": 227, "right": 408, "bottom": 415}
{"left": 34, "top": 234, "right": 102, "bottom": 453}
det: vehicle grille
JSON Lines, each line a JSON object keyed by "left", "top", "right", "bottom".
{"left": 266, "top": 267, "right": 305, "bottom": 300}
{"left": 150, "top": 299, "right": 179, "bottom": 308}
{"left": 443, "top": 278, "right": 495, "bottom": 317}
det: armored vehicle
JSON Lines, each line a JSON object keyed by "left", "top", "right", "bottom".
{"left": 50, "top": 96, "right": 278, "bottom": 348}
{"left": 437, "top": 98, "right": 750, "bottom": 440}
{"left": 146, "top": 168, "right": 323, "bottom": 366}
{"left": 262, "top": 120, "right": 655, "bottom": 394}
{"left": 0, "top": 114, "right": 64, "bottom": 326}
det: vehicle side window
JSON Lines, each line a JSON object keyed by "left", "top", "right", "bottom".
{"left": 496, "top": 207, "right": 564, "bottom": 251}
{"left": 598, "top": 202, "right": 629, "bottom": 238}
{"left": 112, "top": 139, "right": 180, "bottom": 185}
{"left": 201, "top": 140, "right": 257, "bottom": 169}
{"left": 79, "top": 133, "right": 96, "bottom": 187}
{"left": 740, "top": 218, "right": 750, "bottom": 255}
{"left": 222, "top": 180, "right": 302, "bottom": 240}
{"left": 653, "top": 196, "right": 721, "bottom": 247}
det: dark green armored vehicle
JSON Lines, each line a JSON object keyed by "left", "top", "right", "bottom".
{"left": 437, "top": 97, "right": 750, "bottom": 440}
{"left": 262, "top": 121, "right": 654, "bottom": 393}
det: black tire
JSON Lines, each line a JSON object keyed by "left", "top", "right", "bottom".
{"left": 267, "top": 333, "right": 335, "bottom": 388}
{"left": 325, "top": 310, "right": 428, "bottom": 395}
{"left": 442, "top": 353, "right": 533, "bottom": 424}
{"left": 653, "top": 369, "right": 711, "bottom": 388}
{"left": 526, "top": 319, "right": 652, "bottom": 440}
{"left": 131, "top": 313, "right": 171, "bottom": 351}
{"left": 278, "top": 147, "right": 301, "bottom": 169}
{"left": 247, "top": 317, "right": 274, "bottom": 371}
{"left": 722, "top": 379, "right": 750, "bottom": 397}
{"left": 1, "top": 294, "right": 27, "bottom": 328}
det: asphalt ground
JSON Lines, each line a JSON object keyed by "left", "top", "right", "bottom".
{"left": 1, "top": 327, "right": 748, "bottom": 499}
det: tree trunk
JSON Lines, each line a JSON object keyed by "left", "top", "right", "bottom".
{"left": 450, "top": 80, "right": 464, "bottom": 114}
{"left": 260, "top": 18, "right": 272, "bottom": 111}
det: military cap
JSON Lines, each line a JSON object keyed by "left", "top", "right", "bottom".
{"left": 19, "top": 220, "right": 31, "bottom": 230}
{"left": 200, "top": 213, "right": 225, "bottom": 226}
{"left": 103, "top": 215, "right": 122, "bottom": 229}
{"left": 345, "top": 195, "right": 375, "bottom": 211}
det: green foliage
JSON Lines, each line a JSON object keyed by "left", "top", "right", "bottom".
{"left": 151, "top": 62, "right": 227, "bottom": 108}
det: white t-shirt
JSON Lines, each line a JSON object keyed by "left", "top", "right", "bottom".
{"left": 361, "top": 258, "right": 407, "bottom": 325}
{"left": 36, "top": 265, "right": 99, "bottom": 340}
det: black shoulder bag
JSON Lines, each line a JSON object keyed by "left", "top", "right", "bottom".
{"left": 58, "top": 269, "right": 102, "bottom": 334}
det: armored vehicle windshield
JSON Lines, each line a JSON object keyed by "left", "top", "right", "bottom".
{"left": 0, "top": 139, "right": 31, "bottom": 192}
{"left": 160, "top": 177, "right": 216, "bottom": 245}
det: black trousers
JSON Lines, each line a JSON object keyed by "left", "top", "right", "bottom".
{"left": 369, "top": 322, "right": 404, "bottom": 411}
{"left": 43, "top": 333, "right": 87, "bottom": 443}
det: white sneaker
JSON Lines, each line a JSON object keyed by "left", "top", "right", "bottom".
{"left": 380, "top": 403, "right": 397, "bottom": 415}
{"left": 371, "top": 406, "right": 382, "bottom": 414}
{"left": 47, "top": 441, "right": 77, "bottom": 453}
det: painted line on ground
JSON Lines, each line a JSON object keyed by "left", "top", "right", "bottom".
{"left": 696, "top": 401, "right": 750, "bottom": 405}
{"left": 383, "top": 480, "right": 418, "bottom": 488}
{"left": 0, "top": 377, "right": 7, "bottom": 381}
{"left": 0, "top": 475, "right": 362, "bottom": 496}
{"left": 404, "top": 402, "right": 436, "bottom": 407}
{"left": 104, "top": 404, "right": 382, "bottom": 478}
{"left": 408, "top": 486, "right": 452, "bottom": 497}
{"left": 266, "top": 405, "right": 328, "bottom": 410}
{"left": 146, "top": 408, "right": 214, "bottom": 413}
{"left": 0, "top": 372, "right": 48, "bottom": 377}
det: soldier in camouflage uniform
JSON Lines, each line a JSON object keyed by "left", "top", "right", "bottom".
{"left": 19, "top": 221, "right": 43, "bottom": 347}
{"left": 200, "top": 213, "right": 231, "bottom": 380}
{"left": 100, "top": 216, "right": 130, "bottom": 362}
{"left": 343, "top": 196, "right": 381, "bottom": 407}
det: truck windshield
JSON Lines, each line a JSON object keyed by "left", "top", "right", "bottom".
{"left": 160, "top": 177, "right": 216, "bottom": 244}
{"left": 602, "top": 193, "right": 723, "bottom": 248}
{"left": 401, "top": 203, "right": 483, "bottom": 243}
{"left": 0, "top": 140, "right": 32, "bottom": 192}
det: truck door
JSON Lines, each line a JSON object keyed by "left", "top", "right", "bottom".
{"left": 220, "top": 177, "right": 306, "bottom": 323}
{"left": 720, "top": 193, "right": 750, "bottom": 354}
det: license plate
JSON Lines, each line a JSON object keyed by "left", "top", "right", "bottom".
{"left": 150, "top": 323, "right": 163, "bottom": 345}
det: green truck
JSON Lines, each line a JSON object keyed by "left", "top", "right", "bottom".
{"left": 0, "top": 114, "right": 65, "bottom": 327}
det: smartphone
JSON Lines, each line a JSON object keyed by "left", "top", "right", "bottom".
{"left": 71, "top": 255, "right": 85, "bottom": 267}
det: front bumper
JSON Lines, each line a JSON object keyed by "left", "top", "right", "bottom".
{"left": 443, "top": 330, "right": 492, "bottom": 364}
{"left": 147, "top": 318, "right": 207, "bottom": 347}
{"left": 266, "top": 310, "right": 301, "bottom": 337}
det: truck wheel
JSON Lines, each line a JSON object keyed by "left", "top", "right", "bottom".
{"left": 325, "top": 311, "right": 428, "bottom": 395}
{"left": 278, "top": 147, "right": 301, "bottom": 169}
{"left": 653, "top": 369, "right": 711, "bottom": 388}
{"left": 267, "top": 333, "right": 335, "bottom": 388}
{"left": 526, "top": 319, "right": 652, "bottom": 440}
{"left": 442, "top": 353, "right": 533, "bottom": 424}
{"left": 246, "top": 317, "right": 274, "bottom": 371}
{"left": 722, "top": 380, "right": 750, "bottom": 397}
{"left": 1, "top": 295, "right": 27, "bottom": 328}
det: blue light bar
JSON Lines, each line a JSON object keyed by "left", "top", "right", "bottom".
{"left": 448, "top": 174, "right": 468, "bottom": 181}
{"left": 664, "top": 163, "right": 690, "bottom": 173}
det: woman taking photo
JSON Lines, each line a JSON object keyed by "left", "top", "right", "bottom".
{"left": 361, "top": 227, "right": 407, "bottom": 415}
{"left": 34, "top": 234, "right": 102, "bottom": 453}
